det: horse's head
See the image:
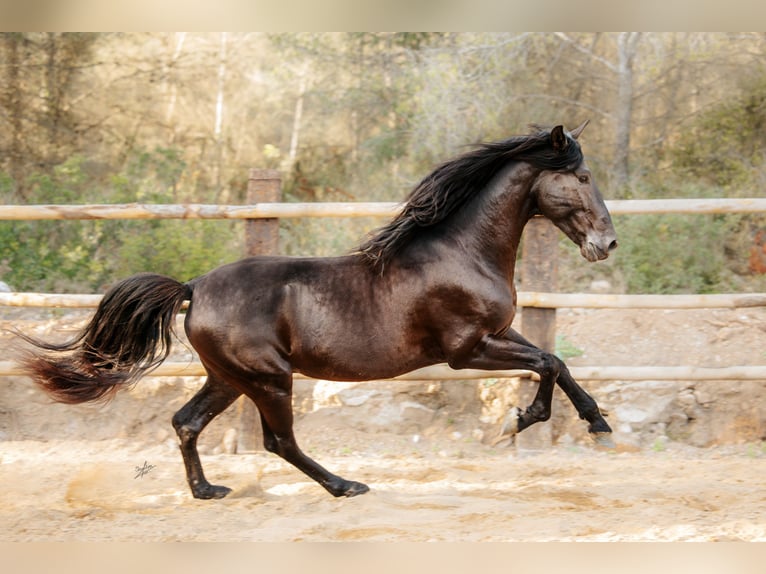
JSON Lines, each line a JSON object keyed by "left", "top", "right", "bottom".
{"left": 531, "top": 122, "right": 618, "bottom": 262}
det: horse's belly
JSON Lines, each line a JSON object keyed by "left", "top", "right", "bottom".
{"left": 289, "top": 329, "right": 439, "bottom": 382}
{"left": 293, "top": 356, "right": 433, "bottom": 382}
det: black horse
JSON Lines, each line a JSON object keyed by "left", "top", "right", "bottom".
{"left": 19, "top": 122, "right": 617, "bottom": 499}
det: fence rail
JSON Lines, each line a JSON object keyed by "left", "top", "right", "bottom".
{"left": 3, "top": 291, "right": 766, "bottom": 310}
{"left": 1, "top": 360, "right": 765, "bottom": 381}
{"left": 1, "top": 197, "right": 765, "bottom": 221}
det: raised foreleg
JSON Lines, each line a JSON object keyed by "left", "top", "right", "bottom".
{"left": 503, "top": 329, "right": 612, "bottom": 442}
{"left": 449, "top": 329, "right": 559, "bottom": 435}
{"left": 451, "top": 328, "right": 612, "bottom": 444}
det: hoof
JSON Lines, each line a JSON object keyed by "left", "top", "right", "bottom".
{"left": 590, "top": 432, "right": 616, "bottom": 449}
{"left": 491, "top": 406, "right": 521, "bottom": 446}
{"left": 343, "top": 481, "right": 370, "bottom": 498}
{"left": 325, "top": 478, "right": 370, "bottom": 498}
{"left": 192, "top": 484, "right": 232, "bottom": 500}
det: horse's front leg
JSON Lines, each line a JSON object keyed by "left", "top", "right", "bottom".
{"left": 451, "top": 328, "right": 612, "bottom": 444}
{"left": 502, "top": 329, "right": 613, "bottom": 445}
{"left": 449, "top": 330, "right": 561, "bottom": 436}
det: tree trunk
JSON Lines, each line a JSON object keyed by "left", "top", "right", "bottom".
{"left": 214, "top": 32, "right": 228, "bottom": 201}
{"left": 4, "top": 33, "right": 26, "bottom": 200}
{"left": 45, "top": 33, "right": 61, "bottom": 166}
{"left": 164, "top": 32, "right": 186, "bottom": 143}
{"left": 287, "top": 69, "right": 308, "bottom": 169}
{"left": 613, "top": 32, "right": 641, "bottom": 193}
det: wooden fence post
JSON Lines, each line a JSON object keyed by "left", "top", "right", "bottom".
{"left": 236, "top": 168, "right": 281, "bottom": 453}
{"left": 244, "top": 169, "right": 281, "bottom": 255}
{"left": 521, "top": 218, "right": 558, "bottom": 352}
{"left": 517, "top": 217, "right": 560, "bottom": 449}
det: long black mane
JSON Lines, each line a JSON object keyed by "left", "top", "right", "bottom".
{"left": 357, "top": 125, "right": 584, "bottom": 271}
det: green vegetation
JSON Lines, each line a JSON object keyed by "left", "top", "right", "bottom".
{"left": 0, "top": 148, "right": 241, "bottom": 289}
{"left": 1, "top": 33, "right": 765, "bottom": 294}
{"left": 555, "top": 335, "right": 584, "bottom": 361}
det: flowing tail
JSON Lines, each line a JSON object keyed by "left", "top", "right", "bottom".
{"left": 18, "top": 273, "right": 191, "bottom": 404}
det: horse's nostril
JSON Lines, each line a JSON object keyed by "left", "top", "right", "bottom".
{"left": 608, "top": 239, "right": 618, "bottom": 252}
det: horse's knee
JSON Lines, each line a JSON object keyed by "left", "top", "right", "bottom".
{"left": 531, "top": 404, "right": 551, "bottom": 422}
{"left": 537, "top": 352, "right": 561, "bottom": 381}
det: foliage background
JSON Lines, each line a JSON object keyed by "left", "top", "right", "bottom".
{"left": 1, "top": 32, "right": 764, "bottom": 293}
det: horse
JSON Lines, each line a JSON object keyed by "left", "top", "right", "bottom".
{"left": 18, "top": 121, "right": 617, "bottom": 499}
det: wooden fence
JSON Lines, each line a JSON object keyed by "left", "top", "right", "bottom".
{"left": 2, "top": 290, "right": 766, "bottom": 311}
{"left": 1, "top": 197, "right": 765, "bottom": 220}
{"left": 2, "top": 172, "right": 765, "bottom": 383}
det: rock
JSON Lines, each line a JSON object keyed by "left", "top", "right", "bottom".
{"left": 312, "top": 380, "right": 380, "bottom": 408}
{"left": 399, "top": 401, "right": 435, "bottom": 428}
{"left": 589, "top": 280, "right": 611, "bottom": 292}
{"left": 221, "top": 427, "right": 238, "bottom": 454}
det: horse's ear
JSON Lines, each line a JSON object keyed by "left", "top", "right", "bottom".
{"left": 570, "top": 119, "right": 590, "bottom": 140}
{"left": 551, "top": 125, "right": 568, "bottom": 152}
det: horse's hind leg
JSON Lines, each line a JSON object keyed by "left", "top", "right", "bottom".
{"left": 172, "top": 374, "right": 242, "bottom": 499}
{"left": 253, "top": 375, "right": 369, "bottom": 498}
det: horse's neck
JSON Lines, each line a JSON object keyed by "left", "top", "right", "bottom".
{"left": 448, "top": 162, "right": 537, "bottom": 278}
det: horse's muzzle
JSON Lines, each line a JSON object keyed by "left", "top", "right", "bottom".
{"left": 583, "top": 236, "right": 618, "bottom": 262}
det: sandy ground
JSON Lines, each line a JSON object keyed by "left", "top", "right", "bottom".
{"left": 2, "top": 436, "right": 765, "bottom": 542}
